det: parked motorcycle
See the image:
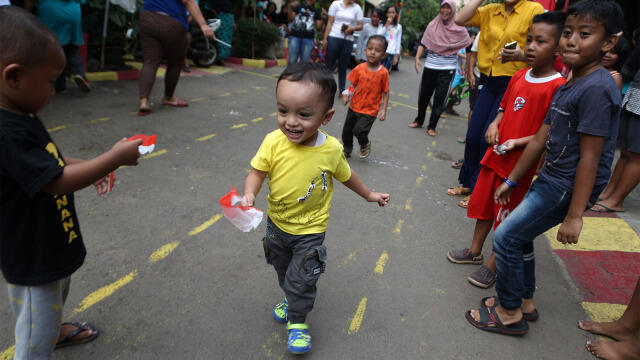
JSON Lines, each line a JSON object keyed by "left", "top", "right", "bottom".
{"left": 187, "top": 18, "right": 221, "bottom": 67}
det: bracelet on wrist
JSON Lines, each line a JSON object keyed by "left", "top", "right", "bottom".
{"left": 504, "top": 177, "right": 518, "bottom": 188}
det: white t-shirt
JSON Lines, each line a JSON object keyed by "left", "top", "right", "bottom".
{"left": 382, "top": 24, "right": 402, "bottom": 55}
{"left": 328, "top": 0, "right": 363, "bottom": 42}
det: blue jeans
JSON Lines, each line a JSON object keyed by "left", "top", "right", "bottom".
{"left": 325, "top": 36, "right": 353, "bottom": 92}
{"left": 288, "top": 36, "right": 315, "bottom": 64}
{"left": 493, "top": 176, "right": 571, "bottom": 310}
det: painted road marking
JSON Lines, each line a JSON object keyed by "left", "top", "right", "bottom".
{"left": 238, "top": 89, "right": 249, "bottom": 93}
{"left": 191, "top": 97, "right": 204, "bottom": 102}
{"left": 348, "top": 297, "right": 367, "bottom": 334}
{"left": 389, "top": 100, "right": 417, "bottom": 111}
{"left": 398, "top": 93, "right": 409, "bottom": 98}
{"left": 219, "top": 92, "right": 231, "bottom": 97}
{"left": 188, "top": 214, "right": 223, "bottom": 236}
{"left": 422, "top": 165, "right": 427, "bottom": 171}
{"left": 149, "top": 241, "right": 180, "bottom": 262}
{"left": 71, "top": 270, "right": 138, "bottom": 316}
{"left": 405, "top": 198, "right": 412, "bottom": 211}
{"left": 239, "top": 69, "right": 278, "bottom": 81}
{"left": 142, "top": 149, "right": 167, "bottom": 160}
{"left": 374, "top": 251, "right": 389, "bottom": 274}
{"left": 47, "top": 125, "right": 66, "bottom": 132}
{"left": 0, "top": 346, "right": 14, "bottom": 360}
{"left": 393, "top": 219, "right": 404, "bottom": 234}
{"left": 546, "top": 217, "right": 640, "bottom": 252}
{"left": 197, "top": 133, "right": 217, "bottom": 142}
{"left": 581, "top": 302, "right": 626, "bottom": 323}
{"left": 270, "top": 112, "right": 277, "bottom": 117}
{"left": 416, "top": 177, "right": 423, "bottom": 186}
{"left": 231, "top": 123, "right": 248, "bottom": 129}
{"left": 251, "top": 117, "right": 264, "bottom": 123}
{"left": 427, "top": 152, "right": 433, "bottom": 159}
{"left": 431, "top": 141, "right": 436, "bottom": 147}
{"left": 91, "top": 117, "right": 109, "bottom": 123}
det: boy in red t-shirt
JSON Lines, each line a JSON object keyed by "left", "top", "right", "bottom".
{"left": 341, "top": 35, "right": 389, "bottom": 159}
{"left": 447, "top": 12, "right": 567, "bottom": 289}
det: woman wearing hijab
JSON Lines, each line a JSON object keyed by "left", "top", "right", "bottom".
{"left": 409, "top": 0, "right": 471, "bottom": 137}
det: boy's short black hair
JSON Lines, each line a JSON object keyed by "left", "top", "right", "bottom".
{"left": 531, "top": 11, "right": 567, "bottom": 42}
{"left": 371, "top": 7, "right": 384, "bottom": 19}
{"left": 277, "top": 62, "right": 337, "bottom": 110}
{"left": 0, "top": 6, "right": 62, "bottom": 67}
{"left": 366, "top": 35, "right": 388, "bottom": 50}
{"left": 566, "top": 0, "right": 624, "bottom": 37}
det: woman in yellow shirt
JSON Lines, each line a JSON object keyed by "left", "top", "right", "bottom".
{"left": 450, "top": 0, "right": 543, "bottom": 208}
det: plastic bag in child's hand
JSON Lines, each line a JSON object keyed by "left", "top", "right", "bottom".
{"left": 128, "top": 134, "right": 157, "bottom": 155}
{"left": 219, "top": 187, "right": 264, "bottom": 232}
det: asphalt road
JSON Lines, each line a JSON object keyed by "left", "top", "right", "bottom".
{"left": 0, "top": 60, "right": 617, "bottom": 359}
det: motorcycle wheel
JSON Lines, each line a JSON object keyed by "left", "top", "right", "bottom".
{"left": 193, "top": 41, "right": 218, "bottom": 67}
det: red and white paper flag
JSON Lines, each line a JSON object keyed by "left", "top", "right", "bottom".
{"left": 219, "top": 187, "right": 263, "bottom": 232}
{"left": 128, "top": 134, "right": 157, "bottom": 155}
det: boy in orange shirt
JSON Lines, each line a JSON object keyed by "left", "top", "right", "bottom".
{"left": 341, "top": 35, "right": 389, "bottom": 159}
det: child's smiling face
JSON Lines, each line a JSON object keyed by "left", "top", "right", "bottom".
{"left": 560, "top": 14, "right": 615, "bottom": 70}
{"left": 276, "top": 79, "right": 334, "bottom": 147}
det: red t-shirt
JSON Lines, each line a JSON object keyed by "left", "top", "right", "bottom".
{"left": 482, "top": 68, "right": 566, "bottom": 179}
{"left": 348, "top": 63, "right": 389, "bottom": 117}
{"left": 533, "top": 0, "right": 555, "bottom": 10}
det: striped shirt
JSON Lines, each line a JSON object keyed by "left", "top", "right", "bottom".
{"left": 424, "top": 51, "right": 458, "bottom": 70}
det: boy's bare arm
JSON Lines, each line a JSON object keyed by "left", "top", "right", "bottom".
{"left": 44, "top": 138, "right": 141, "bottom": 195}
{"left": 556, "top": 134, "right": 604, "bottom": 245}
{"left": 379, "top": 91, "right": 389, "bottom": 121}
{"left": 494, "top": 124, "right": 549, "bottom": 204}
{"left": 342, "top": 169, "right": 390, "bottom": 206}
{"left": 243, "top": 168, "right": 267, "bottom": 206}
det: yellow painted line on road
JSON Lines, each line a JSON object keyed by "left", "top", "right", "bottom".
{"left": 393, "top": 219, "right": 404, "bottom": 234}
{"left": 251, "top": 117, "right": 264, "bottom": 123}
{"left": 431, "top": 141, "right": 436, "bottom": 147}
{"left": 188, "top": 213, "right": 223, "bottom": 236}
{"left": 239, "top": 69, "right": 278, "bottom": 81}
{"left": 0, "top": 346, "right": 14, "bottom": 360}
{"left": 142, "top": 149, "right": 167, "bottom": 160}
{"left": 197, "top": 67, "right": 232, "bottom": 75}
{"left": 47, "top": 125, "right": 66, "bottom": 132}
{"left": 390, "top": 91, "right": 396, "bottom": 95}
{"left": 191, "top": 97, "right": 204, "bottom": 102}
{"left": 416, "top": 177, "right": 423, "bottom": 186}
{"left": 389, "top": 100, "right": 418, "bottom": 111}
{"left": 546, "top": 217, "right": 640, "bottom": 252}
{"left": 231, "top": 123, "right": 248, "bottom": 129}
{"left": 405, "top": 198, "right": 412, "bottom": 211}
{"left": 348, "top": 297, "right": 367, "bottom": 334}
{"left": 149, "top": 241, "right": 180, "bottom": 262}
{"left": 422, "top": 165, "right": 427, "bottom": 171}
{"left": 238, "top": 89, "right": 248, "bottom": 93}
{"left": 427, "top": 152, "right": 433, "bottom": 159}
{"left": 197, "top": 133, "right": 217, "bottom": 142}
{"left": 398, "top": 93, "right": 409, "bottom": 98}
{"left": 219, "top": 92, "right": 231, "bottom": 97}
{"left": 91, "top": 117, "right": 109, "bottom": 123}
{"left": 71, "top": 270, "right": 138, "bottom": 316}
{"left": 582, "top": 302, "right": 626, "bottom": 323}
{"left": 374, "top": 251, "right": 389, "bottom": 274}
{"left": 270, "top": 112, "right": 277, "bottom": 117}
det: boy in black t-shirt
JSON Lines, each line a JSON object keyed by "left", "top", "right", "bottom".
{"left": 0, "top": 7, "right": 142, "bottom": 358}
{"left": 465, "top": 1, "right": 623, "bottom": 337}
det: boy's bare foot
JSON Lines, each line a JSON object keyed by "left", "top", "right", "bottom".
{"left": 469, "top": 304, "right": 522, "bottom": 326}
{"left": 586, "top": 339, "right": 640, "bottom": 360}
{"left": 56, "top": 322, "right": 99, "bottom": 349}
{"left": 578, "top": 320, "right": 636, "bottom": 341}
{"left": 482, "top": 297, "right": 537, "bottom": 315}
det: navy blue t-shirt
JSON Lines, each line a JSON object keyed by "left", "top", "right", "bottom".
{"left": 539, "top": 67, "right": 621, "bottom": 196}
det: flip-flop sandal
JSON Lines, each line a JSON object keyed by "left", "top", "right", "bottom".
{"left": 457, "top": 137, "right": 466, "bottom": 144}
{"left": 408, "top": 122, "right": 422, "bottom": 128}
{"left": 446, "top": 185, "right": 470, "bottom": 196}
{"left": 458, "top": 195, "right": 471, "bottom": 208}
{"left": 55, "top": 322, "right": 99, "bottom": 349}
{"left": 590, "top": 203, "right": 625, "bottom": 213}
{"left": 465, "top": 306, "right": 529, "bottom": 336}
{"left": 451, "top": 159, "right": 464, "bottom": 169}
{"left": 163, "top": 99, "right": 189, "bottom": 107}
{"left": 480, "top": 296, "right": 539, "bottom": 321}
{"left": 137, "top": 108, "right": 152, "bottom": 116}
{"left": 427, "top": 129, "right": 437, "bottom": 137}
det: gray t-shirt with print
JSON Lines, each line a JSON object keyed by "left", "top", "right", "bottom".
{"left": 539, "top": 67, "right": 621, "bottom": 194}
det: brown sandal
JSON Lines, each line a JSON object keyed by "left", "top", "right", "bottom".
{"left": 446, "top": 185, "right": 471, "bottom": 196}
{"left": 458, "top": 195, "right": 471, "bottom": 208}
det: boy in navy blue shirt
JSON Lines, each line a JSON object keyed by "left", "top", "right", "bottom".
{"left": 465, "top": 0, "right": 623, "bottom": 336}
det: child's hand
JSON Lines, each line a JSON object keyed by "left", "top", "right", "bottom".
{"left": 94, "top": 175, "right": 109, "bottom": 196}
{"left": 494, "top": 183, "right": 512, "bottom": 205}
{"left": 485, "top": 121, "right": 499, "bottom": 145}
{"left": 557, "top": 215, "right": 583, "bottom": 244}
{"left": 242, "top": 193, "right": 256, "bottom": 207}
{"left": 367, "top": 192, "right": 390, "bottom": 207}
{"left": 378, "top": 110, "right": 386, "bottom": 121}
{"left": 493, "top": 139, "right": 516, "bottom": 155}
{"left": 111, "top": 138, "right": 142, "bottom": 166}
{"left": 342, "top": 94, "right": 349, "bottom": 105}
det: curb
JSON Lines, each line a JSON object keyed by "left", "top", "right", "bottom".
{"left": 225, "top": 57, "right": 287, "bottom": 68}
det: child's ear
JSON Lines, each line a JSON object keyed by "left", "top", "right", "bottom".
{"left": 321, "top": 107, "right": 335, "bottom": 125}
{"left": 2, "top": 64, "right": 22, "bottom": 88}
{"left": 601, "top": 34, "right": 618, "bottom": 54}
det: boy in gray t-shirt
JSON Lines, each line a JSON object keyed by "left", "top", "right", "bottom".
{"left": 465, "top": 0, "right": 622, "bottom": 337}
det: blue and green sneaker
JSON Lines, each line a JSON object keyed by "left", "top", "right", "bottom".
{"left": 286, "top": 322, "right": 311, "bottom": 354}
{"left": 272, "top": 298, "right": 288, "bottom": 323}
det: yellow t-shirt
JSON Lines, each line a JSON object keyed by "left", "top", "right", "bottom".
{"left": 469, "top": 1, "right": 544, "bottom": 77}
{"left": 251, "top": 129, "right": 352, "bottom": 235}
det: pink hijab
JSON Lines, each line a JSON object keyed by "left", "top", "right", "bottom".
{"left": 421, "top": 0, "right": 471, "bottom": 56}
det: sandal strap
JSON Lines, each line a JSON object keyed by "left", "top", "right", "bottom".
{"left": 59, "top": 322, "right": 88, "bottom": 343}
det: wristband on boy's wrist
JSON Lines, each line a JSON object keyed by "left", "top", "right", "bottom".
{"left": 504, "top": 176, "right": 518, "bottom": 188}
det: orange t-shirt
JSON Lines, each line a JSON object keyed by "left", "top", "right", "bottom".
{"left": 348, "top": 63, "right": 389, "bottom": 117}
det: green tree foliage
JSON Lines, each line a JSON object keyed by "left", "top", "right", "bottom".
{"left": 378, "top": 0, "right": 439, "bottom": 53}
{"left": 232, "top": 18, "right": 282, "bottom": 58}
